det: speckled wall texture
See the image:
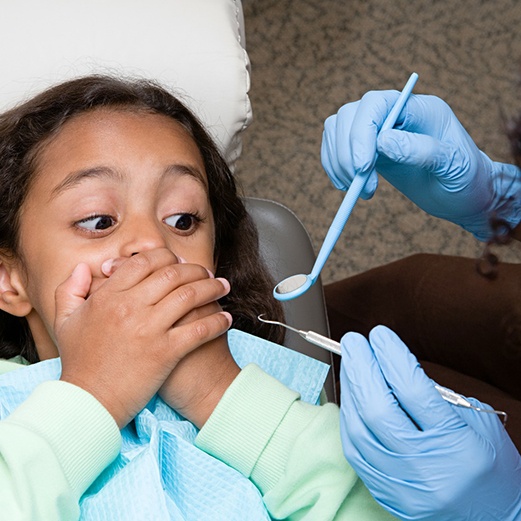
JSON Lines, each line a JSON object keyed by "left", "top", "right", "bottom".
{"left": 238, "top": 0, "right": 521, "bottom": 285}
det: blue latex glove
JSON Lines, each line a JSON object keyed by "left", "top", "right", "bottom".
{"left": 340, "top": 325, "right": 521, "bottom": 521}
{"left": 321, "top": 91, "right": 521, "bottom": 240}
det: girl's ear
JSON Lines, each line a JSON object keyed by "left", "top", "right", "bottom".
{"left": 0, "top": 258, "right": 32, "bottom": 317}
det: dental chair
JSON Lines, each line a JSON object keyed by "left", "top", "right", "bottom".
{"left": 0, "top": 0, "right": 336, "bottom": 400}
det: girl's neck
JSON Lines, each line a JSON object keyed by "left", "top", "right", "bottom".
{"left": 26, "top": 310, "right": 59, "bottom": 360}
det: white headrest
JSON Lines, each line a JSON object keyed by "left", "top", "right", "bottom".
{"left": 0, "top": 0, "right": 251, "bottom": 170}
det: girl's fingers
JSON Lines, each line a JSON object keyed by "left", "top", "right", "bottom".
{"left": 165, "top": 311, "right": 233, "bottom": 363}
{"left": 173, "top": 300, "right": 222, "bottom": 327}
{"left": 54, "top": 263, "right": 92, "bottom": 329}
{"left": 99, "top": 248, "right": 181, "bottom": 291}
{"left": 149, "top": 277, "right": 230, "bottom": 331}
{"left": 98, "top": 250, "right": 217, "bottom": 307}
{"left": 137, "top": 262, "right": 214, "bottom": 306}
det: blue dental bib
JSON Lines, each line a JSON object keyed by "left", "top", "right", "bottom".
{"left": 0, "top": 329, "right": 329, "bottom": 520}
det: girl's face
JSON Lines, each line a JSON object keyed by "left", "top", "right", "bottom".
{"left": 13, "top": 108, "right": 216, "bottom": 358}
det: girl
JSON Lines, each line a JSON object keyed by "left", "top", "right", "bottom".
{"left": 0, "top": 75, "right": 395, "bottom": 520}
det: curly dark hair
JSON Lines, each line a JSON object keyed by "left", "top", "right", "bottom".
{"left": 476, "top": 110, "right": 521, "bottom": 279}
{"left": 0, "top": 75, "right": 284, "bottom": 362}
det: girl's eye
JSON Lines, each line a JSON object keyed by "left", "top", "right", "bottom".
{"left": 76, "top": 215, "right": 115, "bottom": 231}
{"left": 164, "top": 213, "right": 200, "bottom": 233}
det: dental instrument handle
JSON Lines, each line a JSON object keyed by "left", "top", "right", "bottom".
{"left": 257, "top": 314, "right": 508, "bottom": 422}
{"left": 379, "top": 72, "right": 419, "bottom": 132}
{"left": 308, "top": 72, "right": 419, "bottom": 282}
{"left": 434, "top": 384, "right": 473, "bottom": 408}
{"left": 309, "top": 171, "right": 370, "bottom": 281}
{"left": 301, "top": 330, "right": 343, "bottom": 355}
{"left": 435, "top": 384, "right": 508, "bottom": 424}
{"left": 302, "top": 327, "right": 507, "bottom": 420}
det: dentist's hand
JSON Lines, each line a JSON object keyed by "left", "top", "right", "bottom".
{"left": 321, "top": 91, "right": 521, "bottom": 240}
{"left": 340, "top": 325, "right": 521, "bottom": 521}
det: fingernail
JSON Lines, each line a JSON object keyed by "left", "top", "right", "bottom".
{"left": 71, "top": 263, "right": 85, "bottom": 278}
{"left": 177, "top": 256, "right": 187, "bottom": 263}
{"left": 101, "top": 259, "right": 115, "bottom": 277}
{"left": 207, "top": 269, "right": 215, "bottom": 279}
{"left": 217, "top": 277, "right": 230, "bottom": 293}
{"left": 221, "top": 311, "right": 233, "bottom": 326}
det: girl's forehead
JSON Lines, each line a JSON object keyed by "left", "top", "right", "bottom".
{"left": 41, "top": 107, "right": 203, "bottom": 160}
{"left": 36, "top": 108, "right": 208, "bottom": 180}
{"left": 54, "top": 107, "right": 197, "bottom": 146}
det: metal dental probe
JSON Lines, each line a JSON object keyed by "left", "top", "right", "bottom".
{"left": 258, "top": 314, "right": 342, "bottom": 355}
{"left": 258, "top": 315, "right": 508, "bottom": 424}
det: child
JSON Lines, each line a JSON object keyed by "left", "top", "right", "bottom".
{"left": 0, "top": 75, "right": 396, "bottom": 520}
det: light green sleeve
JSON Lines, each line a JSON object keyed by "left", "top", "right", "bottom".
{"left": 195, "top": 364, "right": 397, "bottom": 520}
{"left": 0, "top": 362, "right": 121, "bottom": 521}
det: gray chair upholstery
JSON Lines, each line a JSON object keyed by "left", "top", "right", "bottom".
{"left": 245, "top": 197, "right": 337, "bottom": 402}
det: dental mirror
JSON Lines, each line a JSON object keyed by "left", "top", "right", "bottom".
{"left": 274, "top": 72, "right": 419, "bottom": 301}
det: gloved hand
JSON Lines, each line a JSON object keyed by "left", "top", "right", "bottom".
{"left": 321, "top": 91, "right": 521, "bottom": 240}
{"left": 340, "top": 325, "right": 521, "bottom": 521}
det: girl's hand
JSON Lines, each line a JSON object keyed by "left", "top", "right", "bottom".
{"left": 54, "top": 248, "right": 232, "bottom": 428}
{"left": 101, "top": 254, "right": 240, "bottom": 427}
{"left": 158, "top": 299, "right": 240, "bottom": 429}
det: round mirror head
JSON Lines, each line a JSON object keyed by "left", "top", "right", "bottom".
{"left": 273, "top": 274, "right": 313, "bottom": 301}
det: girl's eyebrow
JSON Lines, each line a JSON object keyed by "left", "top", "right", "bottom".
{"left": 163, "top": 163, "right": 208, "bottom": 191}
{"left": 49, "top": 163, "right": 208, "bottom": 200}
{"left": 50, "top": 166, "right": 123, "bottom": 200}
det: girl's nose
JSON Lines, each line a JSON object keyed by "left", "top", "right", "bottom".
{"left": 119, "top": 217, "right": 169, "bottom": 257}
